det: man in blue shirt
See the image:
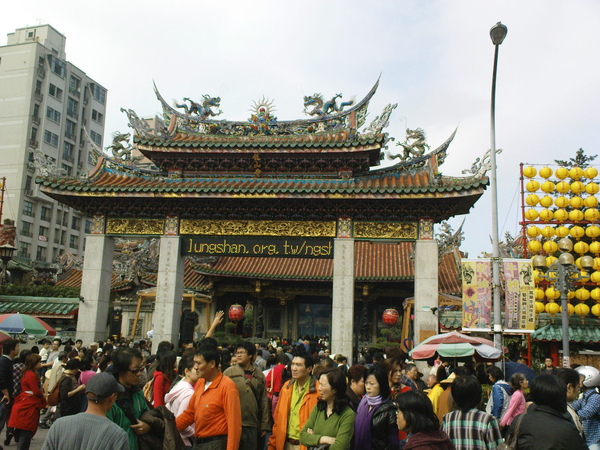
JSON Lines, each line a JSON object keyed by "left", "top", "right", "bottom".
{"left": 573, "top": 365, "right": 600, "bottom": 449}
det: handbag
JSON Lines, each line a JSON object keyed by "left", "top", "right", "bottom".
{"left": 498, "top": 413, "right": 525, "bottom": 450}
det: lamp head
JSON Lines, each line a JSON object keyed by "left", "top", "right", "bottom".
{"left": 558, "top": 252, "right": 575, "bottom": 266}
{"left": 557, "top": 238, "right": 574, "bottom": 253}
{"left": 532, "top": 255, "right": 547, "bottom": 270}
{"left": 490, "top": 22, "right": 508, "bottom": 45}
{"left": 580, "top": 255, "right": 595, "bottom": 271}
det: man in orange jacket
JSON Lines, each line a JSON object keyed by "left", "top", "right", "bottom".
{"left": 268, "top": 353, "right": 319, "bottom": 450}
{"left": 176, "top": 345, "right": 241, "bottom": 450}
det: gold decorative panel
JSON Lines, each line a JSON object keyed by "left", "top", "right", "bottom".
{"left": 354, "top": 222, "right": 418, "bottom": 240}
{"left": 165, "top": 216, "right": 179, "bottom": 236}
{"left": 91, "top": 215, "right": 105, "bottom": 234}
{"left": 180, "top": 220, "right": 337, "bottom": 238}
{"left": 337, "top": 218, "right": 352, "bottom": 238}
{"left": 419, "top": 219, "right": 434, "bottom": 240}
{"left": 106, "top": 218, "right": 165, "bottom": 235}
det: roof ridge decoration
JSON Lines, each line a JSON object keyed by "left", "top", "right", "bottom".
{"left": 150, "top": 77, "right": 381, "bottom": 137}
{"left": 461, "top": 148, "right": 503, "bottom": 178}
{"left": 31, "top": 150, "right": 67, "bottom": 177}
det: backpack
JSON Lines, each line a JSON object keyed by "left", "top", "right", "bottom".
{"left": 486, "top": 381, "right": 511, "bottom": 420}
{"left": 47, "top": 375, "right": 64, "bottom": 407}
{"left": 143, "top": 377, "right": 155, "bottom": 404}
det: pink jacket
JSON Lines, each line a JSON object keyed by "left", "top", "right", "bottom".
{"left": 500, "top": 389, "right": 526, "bottom": 427}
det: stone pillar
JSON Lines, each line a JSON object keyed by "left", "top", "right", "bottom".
{"left": 77, "top": 235, "right": 114, "bottom": 345}
{"left": 332, "top": 218, "right": 355, "bottom": 364}
{"left": 413, "top": 219, "right": 439, "bottom": 351}
{"left": 153, "top": 236, "right": 184, "bottom": 345}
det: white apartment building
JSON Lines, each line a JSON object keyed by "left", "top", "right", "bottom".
{"left": 0, "top": 24, "right": 107, "bottom": 264}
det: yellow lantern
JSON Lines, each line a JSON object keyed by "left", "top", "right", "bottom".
{"left": 571, "top": 181, "right": 585, "bottom": 194}
{"left": 570, "top": 196, "right": 584, "bottom": 209}
{"left": 553, "top": 209, "right": 569, "bottom": 222}
{"left": 526, "top": 194, "right": 540, "bottom": 206}
{"left": 546, "top": 255, "right": 558, "bottom": 266}
{"left": 576, "top": 288, "right": 590, "bottom": 301}
{"left": 586, "top": 209, "right": 600, "bottom": 222}
{"left": 568, "top": 290, "right": 576, "bottom": 299}
{"left": 533, "top": 269, "right": 542, "bottom": 283}
{"left": 525, "top": 209, "right": 539, "bottom": 221}
{"left": 571, "top": 226, "right": 585, "bottom": 238}
{"left": 592, "top": 303, "right": 600, "bottom": 317}
{"left": 561, "top": 303, "right": 575, "bottom": 315}
{"left": 590, "top": 241, "right": 600, "bottom": 255}
{"left": 539, "top": 167, "right": 553, "bottom": 178}
{"left": 535, "top": 288, "right": 545, "bottom": 300}
{"left": 595, "top": 257, "right": 600, "bottom": 271}
{"left": 523, "top": 166, "right": 537, "bottom": 178}
{"left": 541, "top": 226, "right": 556, "bottom": 238}
{"left": 570, "top": 167, "right": 584, "bottom": 180}
{"left": 528, "top": 240, "right": 542, "bottom": 253}
{"left": 545, "top": 301, "right": 560, "bottom": 315}
{"left": 587, "top": 226, "right": 600, "bottom": 239}
{"left": 556, "top": 226, "right": 570, "bottom": 237}
{"left": 556, "top": 181, "right": 571, "bottom": 193}
{"left": 541, "top": 181, "right": 555, "bottom": 193}
{"left": 575, "top": 302, "right": 590, "bottom": 317}
{"left": 545, "top": 287, "right": 560, "bottom": 300}
{"left": 555, "top": 196, "right": 569, "bottom": 208}
{"left": 569, "top": 209, "right": 584, "bottom": 222}
{"left": 585, "top": 196, "right": 599, "bottom": 208}
{"left": 543, "top": 240, "right": 558, "bottom": 254}
{"left": 555, "top": 167, "right": 569, "bottom": 179}
{"left": 527, "top": 226, "right": 541, "bottom": 237}
{"left": 540, "top": 195, "right": 554, "bottom": 207}
{"left": 585, "top": 167, "right": 599, "bottom": 179}
{"left": 586, "top": 182, "right": 600, "bottom": 194}
{"left": 535, "top": 301, "right": 545, "bottom": 313}
{"left": 591, "top": 288, "right": 600, "bottom": 301}
{"left": 526, "top": 180, "right": 540, "bottom": 192}
{"left": 577, "top": 270, "right": 591, "bottom": 283}
{"left": 574, "top": 241, "right": 590, "bottom": 254}
{"left": 539, "top": 209, "right": 554, "bottom": 221}
{"left": 591, "top": 270, "right": 600, "bottom": 283}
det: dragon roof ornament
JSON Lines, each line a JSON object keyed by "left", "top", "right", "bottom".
{"left": 31, "top": 150, "right": 67, "bottom": 177}
{"left": 462, "top": 148, "right": 502, "bottom": 178}
{"left": 152, "top": 77, "right": 380, "bottom": 137}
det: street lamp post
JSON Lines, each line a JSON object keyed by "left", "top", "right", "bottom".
{"left": 0, "top": 243, "right": 16, "bottom": 285}
{"left": 489, "top": 22, "right": 508, "bottom": 352}
{"left": 533, "top": 238, "right": 594, "bottom": 367}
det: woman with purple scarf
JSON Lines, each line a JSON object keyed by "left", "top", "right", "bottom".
{"left": 354, "top": 365, "right": 400, "bottom": 450}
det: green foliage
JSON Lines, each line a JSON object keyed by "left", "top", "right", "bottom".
{"left": 224, "top": 322, "right": 236, "bottom": 334}
{"left": 555, "top": 148, "right": 597, "bottom": 169}
{"left": 0, "top": 283, "right": 79, "bottom": 298}
{"left": 213, "top": 330, "right": 242, "bottom": 347}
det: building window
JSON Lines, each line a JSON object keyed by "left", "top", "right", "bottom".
{"left": 91, "top": 109, "right": 104, "bottom": 125}
{"left": 63, "top": 142, "right": 74, "bottom": 162}
{"left": 21, "top": 221, "right": 33, "bottom": 238}
{"left": 30, "top": 127, "right": 38, "bottom": 141}
{"left": 39, "top": 226, "right": 48, "bottom": 238}
{"left": 35, "top": 79, "right": 42, "bottom": 95}
{"left": 44, "top": 130, "right": 59, "bottom": 147}
{"left": 23, "top": 201, "right": 34, "bottom": 217}
{"left": 91, "top": 83, "right": 106, "bottom": 104}
{"left": 69, "top": 235, "right": 78, "bottom": 249}
{"left": 67, "top": 98, "right": 79, "bottom": 120}
{"left": 48, "top": 55, "right": 65, "bottom": 78}
{"left": 40, "top": 206, "right": 51, "bottom": 222}
{"left": 18, "top": 242, "right": 30, "bottom": 259}
{"left": 84, "top": 220, "right": 92, "bottom": 235}
{"left": 25, "top": 176, "right": 32, "bottom": 192}
{"left": 61, "top": 164, "right": 72, "bottom": 176}
{"left": 36, "top": 246, "right": 46, "bottom": 262}
{"left": 71, "top": 216, "right": 80, "bottom": 231}
{"left": 69, "top": 75, "right": 81, "bottom": 97}
{"left": 48, "top": 84, "right": 63, "bottom": 101}
{"left": 89, "top": 130, "right": 102, "bottom": 146}
{"left": 65, "top": 119, "right": 76, "bottom": 141}
{"left": 46, "top": 106, "right": 61, "bottom": 123}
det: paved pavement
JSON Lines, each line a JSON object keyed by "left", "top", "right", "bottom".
{"left": 0, "top": 426, "right": 49, "bottom": 450}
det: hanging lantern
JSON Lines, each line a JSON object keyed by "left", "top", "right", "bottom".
{"left": 527, "top": 226, "right": 541, "bottom": 238}
{"left": 592, "top": 303, "right": 600, "bottom": 317}
{"left": 545, "top": 287, "right": 561, "bottom": 300}
{"left": 560, "top": 303, "right": 575, "bottom": 315}
{"left": 575, "top": 302, "right": 590, "bottom": 318}
{"left": 535, "top": 301, "right": 545, "bottom": 314}
{"left": 574, "top": 241, "right": 590, "bottom": 255}
{"left": 545, "top": 301, "right": 560, "bottom": 315}
{"left": 571, "top": 226, "right": 585, "bottom": 239}
{"left": 591, "top": 288, "right": 600, "bottom": 301}
{"left": 586, "top": 182, "right": 600, "bottom": 194}
{"left": 592, "top": 271, "right": 600, "bottom": 284}
{"left": 556, "top": 181, "right": 571, "bottom": 193}
{"left": 526, "top": 180, "right": 540, "bottom": 192}
{"left": 570, "top": 196, "right": 584, "bottom": 209}
{"left": 382, "top": 308, "right": 399, "bottom": 326}
{"left": 585, "top": 196, "right": 599, "bottom": 208}
{"left": 533, "top": 269, "right": 543, "bottom": 283}
{"left": 585, "top": 167, "right": 598, "bottom": 179}
{"left": 570, "top": 167, "right": 584, "bottom": 180}
{"left": 555, "top": 196, "right": 569, "bottom": 208}
{"left": 553, "top": 209, "right": 569, "bottom": 222}
{"left": 540, "top": 195, "right": 554, "bottom": 207}
{"left": 541, "top": 182, "right": 555, "bottom": 194}
{"left": 526, "top": 194, "right": 540, "bottom": 206}
{"left": 594, "top": 258, "right": 600, "bottom": 271}
{"left": 546, "top": 255, "right": 558, "bottom": 266}
{"left": 528, "top": 240, "right": 542, "bottom": 253}
{"left": 555, "top": 167, "right": 569, "bottom": 180}
{"left": 542, "top": 240, "right": 558, "bottom": 254}
{"left": 525, "top": 209, "right": 539, "bottom": 221}
{"left": 556, "top": 226, "right": 570, "bottom": 237}
{"left": 568, "top": 290, "right": 576, "bottom": 300}
{"left": 541, "top": 226, "right": 556, "bottom": 239}
{"left": 569, "top": 210, "right": 584, "bottom": 222}
{"left": 576, "top": 288, "right": 591, "bottom": 301}
{"left": 523, "top": 166, "right": 537, "bottom": 178}
{"left": 590, "top": 241, "right": 600, "bottom": 255}
{"left": 539, "top": 167, "right": 553, "bottom": 178}
{"left": 571, "top": 181, "right": 585, "bottom": 194}
{"left": 585, "top": 209, "right": 600, "bottom": 222}
{"left": 228, "top": 304, "right": 244, "bottom": 321}
{"left": 539, "top": 209, "right": 554, "bottom": 222}
{"left": 535, "top": 288, "right": 545, "bottom": 300}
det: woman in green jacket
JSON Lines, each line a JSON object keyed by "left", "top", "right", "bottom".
{"left": 300, "top": 368, "right": 356, "bottom": 449}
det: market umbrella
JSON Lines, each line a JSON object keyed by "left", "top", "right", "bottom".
{"left": 410, "top": 332, "right": 502, "bottom": 361}
{"left": 0, "top": 313, "right": 56, "bottom": 336}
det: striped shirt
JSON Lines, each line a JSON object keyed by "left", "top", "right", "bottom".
{"left": 572, "top": 388, "right": 600, "bottom": 446}
{"left": 442, "top": 408, "right": 503, "bottom": 450}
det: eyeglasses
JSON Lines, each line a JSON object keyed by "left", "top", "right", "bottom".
{"left": 128, "top": 367, "right": 144, "bottom": 374}
{"left": 235, "top": 351, "right": 248, "bottom": 356}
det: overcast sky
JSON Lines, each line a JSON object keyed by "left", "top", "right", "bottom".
{"left": 2, "top": 1, "right": 599, "bottom": 257}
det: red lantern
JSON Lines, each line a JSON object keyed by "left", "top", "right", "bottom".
{"left": 382, "top": 308, "right": 399, "bottom": 326}
{"left": 229, "top": 304, "right": 244, "bottom": 321}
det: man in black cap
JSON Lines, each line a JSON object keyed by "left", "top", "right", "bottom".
{"left": 42, "top": 372, "right": 129, "bottom": 450}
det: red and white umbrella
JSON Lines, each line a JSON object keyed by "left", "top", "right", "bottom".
{"left": 410, "top": 331, "right": 502, "bottom": 361}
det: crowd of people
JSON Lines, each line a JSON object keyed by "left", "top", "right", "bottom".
{"left": 0, "top": 317, "right": 596, "bottom": 449}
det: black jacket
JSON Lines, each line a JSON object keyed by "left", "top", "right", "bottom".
{"left": 0, "top": 355, "right": 13, "bottom": 397}
{"left": 370, "top": 400, "right": 400, "bottom": 450}
{"left": 508, "top": 404, "right": 587, "bottom": 450}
